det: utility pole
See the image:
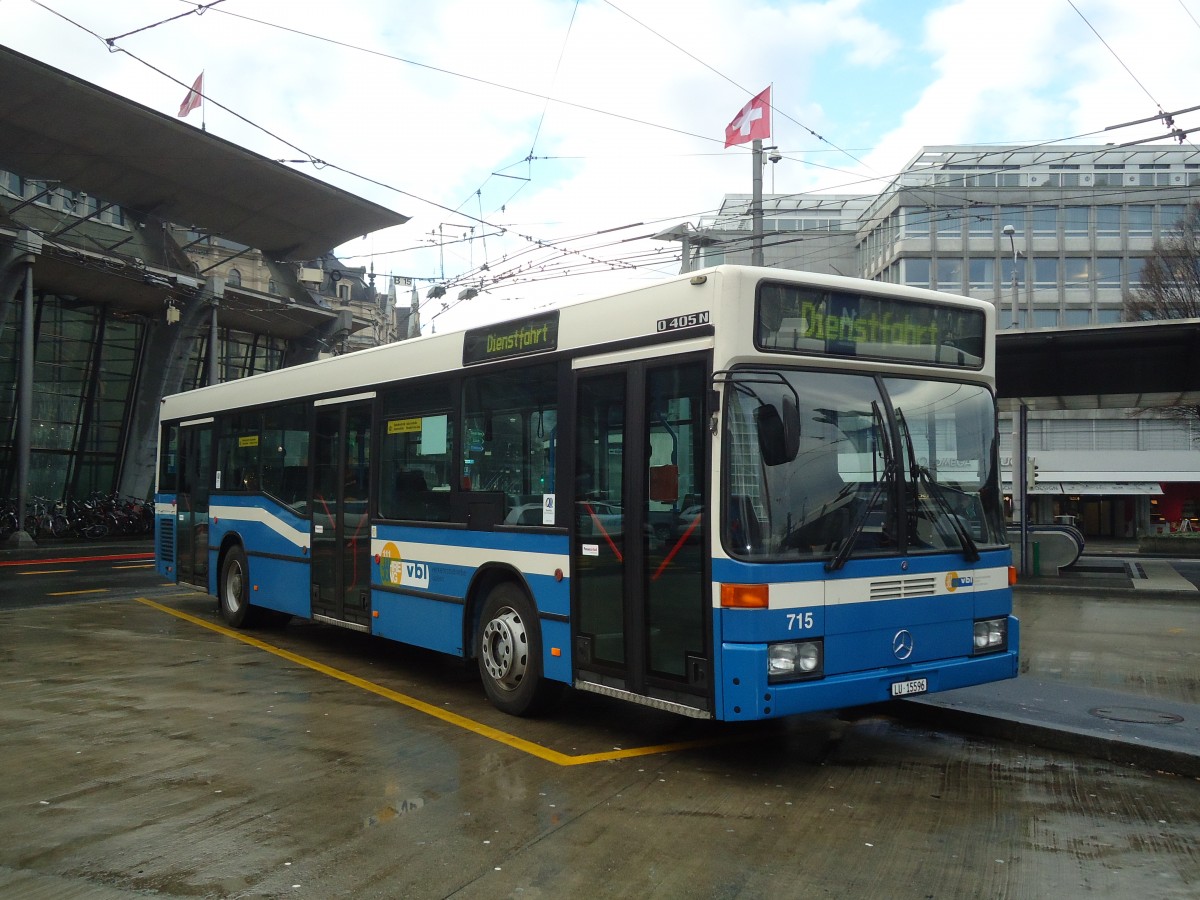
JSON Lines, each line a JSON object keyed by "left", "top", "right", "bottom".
{"left": 751, "top": 139, "right": 764, "bottom": 266}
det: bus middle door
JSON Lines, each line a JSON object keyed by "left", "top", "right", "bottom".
{"left": 310, "top": 397, "right": 373, "bottom": 631}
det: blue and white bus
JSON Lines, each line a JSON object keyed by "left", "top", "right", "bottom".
{"left": 155, "top": 265, "right": 1017, "bottom": 720}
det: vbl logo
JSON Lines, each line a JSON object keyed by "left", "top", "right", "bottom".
{"left": 403, "top": 560, "right": 430, "bottom": 589}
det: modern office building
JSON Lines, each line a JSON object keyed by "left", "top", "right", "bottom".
{"left": 691, "top": 145, "right": 1200, "bottom": 537}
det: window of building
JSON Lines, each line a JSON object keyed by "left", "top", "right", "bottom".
{"left": 1161, "top": 204, "right": 1187, "bottom": 234}
{"left": 1096, "top": 418, "right": 1138, "bottom": 450}
{"left": 903, "top": 257, "right": 930, "bottom": 287}
{"left": 1096, "top": 308, "right": 1122, "bottom": 324}
{"left": 228, "top": 268, "right": 242, "bottom": 288}
{"left": 901, "top": 207, "right": 930, "bottom": 237}
{"left": 1128, "top": 205, "right": 1153, "bottom": 237}
{"left": 999, "top": 206, "right": 1024, "bottom": 235}
{"left": 935, "top": 210, "right": 962, "bottom": 237}
{"left": 1033, "top": 257, "right": 1059, "bottom": 290}
{"left": 1129, "top": 257, "right": 1148, "bottom": 286}
{"left": 968, "top": 257, "right": 994, "bottom": 289}
{"left": 1095, "top": 206, "right": 1121, "bottom": 237}
{"left": 1032, "top": 309, "right": 1059, "bottom": 328}
{"left": 1140, "top": 419, "right": 1194, "bottom": 451}
{"left": 968, "top": 210, "right": 994, "bottom": 237}
{"left": 1044, "top": 419, "right": 1094, "bottom": 451}
{"left": 1031, "top": 206, "right": 1057, "bottom": 236}
{"left": 0, "top": 301, "right": 146, "bottom": 500}
{"left": 1064, "top": 309, "right": 1091, "bottom": 326}
{"left": 1096, "top": 257, "right": 1121, "bottom": 287}
{"left": 1063, "top": 206, "right": 1089, "bottom": 237}
{"left": 1063, "top": 257, "right": 1090, "bottom": 288}
{"left": 935, "top": 258, "right": 962, "bottom": 291}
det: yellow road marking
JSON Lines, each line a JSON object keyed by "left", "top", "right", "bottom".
{"left": 48, "top": 589, "right": 108, "bottom": 596}
{"left": 112, "top": 564, "right": 155, "bottom": 570}
{"left": 18, "top": 569, "right": 75, "bottom": 575}
{"left": 135, "top": 596, "right": 752, "bottom": 766}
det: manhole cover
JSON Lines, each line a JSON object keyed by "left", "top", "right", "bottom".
{"left": 1089, "top": 706, "right": 1184, "bottom": 725}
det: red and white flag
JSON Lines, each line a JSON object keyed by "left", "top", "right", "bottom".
{"left": 724, "top": 86, "right": 771, "bottom": 148}
{"left": 177, "top": 72, "right": 203, "bottom": 118}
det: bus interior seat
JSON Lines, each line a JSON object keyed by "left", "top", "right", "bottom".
{"left": 394, "top": 470, "right": 429, "bottom": 519}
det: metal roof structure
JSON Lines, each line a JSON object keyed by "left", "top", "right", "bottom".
{"left": 997, "top": 320, "right": 1200, "bottom": 411}
{"left": 0, "top": 45, "right": 408, "bottom": 261}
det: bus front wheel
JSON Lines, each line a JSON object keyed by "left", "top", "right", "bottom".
{"left": 477, "top": 583, "right": 560, "bottom": 717}
{"left": 219, "top": 545, "right": 258, "bottom": 628}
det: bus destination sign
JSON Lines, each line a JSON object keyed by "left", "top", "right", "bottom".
{"left": 463, "top": 311, "right": 560, "bottom": 365}
{"left": 756, "top": 283, "right": 985, "bottom": 368}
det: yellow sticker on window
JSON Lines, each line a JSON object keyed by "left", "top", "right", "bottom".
{"left": 388, "top": 418, "right": 422, "bottom": 434}
{"left": 238, "top": 435, "right": 260, "bottom": 448}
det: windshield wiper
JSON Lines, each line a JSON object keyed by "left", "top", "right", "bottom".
{"left": 826, "top": 402, "right": 895, "bottom": 572}
{"left": 895, "top": 409, "right": 980, "bottom": 563}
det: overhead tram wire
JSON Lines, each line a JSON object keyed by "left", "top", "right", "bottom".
{"left": 130, "top": 7, "right": 1190, "bottom": 273}
{"left": 1068, "top": 0, "right": 1198, "bottom": 151}
{"left": 105, "top": 0, "right": 226, "bottom": 44}
{"left": 34, "top": 3, "right": 1200, "bottom": 298}
{"left": 1068, "top": 0, "right": 1163, "bottom": 109}
{"left": 31, "top": 1, "right": 657, "bottom": 290}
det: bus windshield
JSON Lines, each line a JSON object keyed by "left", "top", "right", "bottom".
{"left": 723, "top": 368, "right": 1006, "bottom": 562}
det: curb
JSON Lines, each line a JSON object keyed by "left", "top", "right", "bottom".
{"left": 892, "top": 700, "right": 1200, "bottom": 779}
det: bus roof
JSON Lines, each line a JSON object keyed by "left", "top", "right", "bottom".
{"left": 161, "top": 265, "right": 994, "bottom": 421}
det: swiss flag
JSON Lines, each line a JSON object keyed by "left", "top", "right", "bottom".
{"left": 724, "top": 86, "right": 772, "bottom": 148}
{"left": 178, "top": 72, "right": 203, "bottom": 118}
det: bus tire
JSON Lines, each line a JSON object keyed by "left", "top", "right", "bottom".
{"left": 476, "top": 583, "right": 560, "bottom": 717}
{"left": 219, "top": 545, "right": 259, "bottom": 628}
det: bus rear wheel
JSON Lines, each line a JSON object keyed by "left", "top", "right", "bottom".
{"left": 477, "top": 583, "right": 560, "bottom": 717}
{"left": 219, "top": 545, "right": 258, "bottom": 628}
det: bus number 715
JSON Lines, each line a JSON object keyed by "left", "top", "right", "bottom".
{"left": 787, "top": 612, "right": 815, "bottom": 631}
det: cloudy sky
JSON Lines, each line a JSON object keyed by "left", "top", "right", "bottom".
{"left": 4, "top": 0, "right": 1200, "bottom": 331}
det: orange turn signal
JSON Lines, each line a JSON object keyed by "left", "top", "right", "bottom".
{"left": 720, "top": 583, "right": 769, "bottom": 608}
{"left": 1008, "top": 566, "right": 1018, "bottom": 586}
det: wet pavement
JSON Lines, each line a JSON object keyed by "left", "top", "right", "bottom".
{"left": 2, "top": 535, "right": 1198, "bottom": 778}
{"left": 1, "top": 537, "right": 1199, "bottom": 897}
{"left": 902, "top": 539, "right": 1200, "bottom": 777}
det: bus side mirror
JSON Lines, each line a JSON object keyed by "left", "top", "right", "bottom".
{"left": 756, "top": 397, "right": 800, "bottom": 466}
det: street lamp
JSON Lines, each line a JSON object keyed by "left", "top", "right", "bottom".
{"left": 1002, "top": 224, "right": 1020, "bottom": 329}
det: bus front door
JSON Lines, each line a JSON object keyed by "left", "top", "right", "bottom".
{"left": 573, "top": 356, "right": 711, "bottom": 714}
{"left": 176, "top": 421, "right": 212, "bottom": 588}
{"left": 310, "top": 400, "right": 372, "bottom": 630}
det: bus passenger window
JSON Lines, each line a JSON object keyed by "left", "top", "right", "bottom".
{"left": 377, "top": 386, "right": 453, "bottom": 522}
{"left": 216, "top": 411, "right": 261, "bottom": 494}
{"left": 462, "top": 363, "right": 558, "bottom": 526}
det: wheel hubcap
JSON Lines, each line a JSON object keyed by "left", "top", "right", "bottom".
{"left": 481, "top": 607, "right": 528, "bottom": 692}
{"left": 225, "top": 561, "right": 243, "bottom": 611}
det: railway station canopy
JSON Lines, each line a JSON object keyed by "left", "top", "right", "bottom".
{"left": 996, "top": 320, "right": 1200, "bottom": 412}
{"left": 0, "top": 45, "right": 407, "bottom": 261}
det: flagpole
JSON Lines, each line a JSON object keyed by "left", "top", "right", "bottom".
{"left": 201, "top": 70, "right": 206, "bottom": 132}
{"left": 751, "top": 138, "right": 764, "bottom": 266}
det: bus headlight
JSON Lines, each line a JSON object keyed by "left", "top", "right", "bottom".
{"left": 973, "top": 617, "right": 1007, "bottom": 654}
{"left": 768, "top": 640, "right": 823, "bottom": 682}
